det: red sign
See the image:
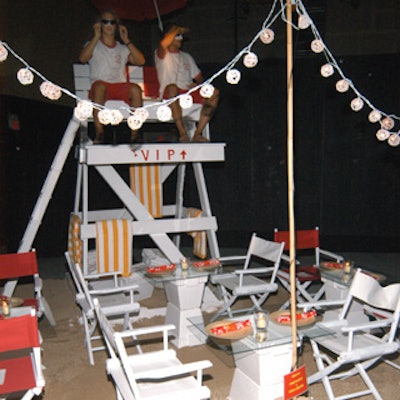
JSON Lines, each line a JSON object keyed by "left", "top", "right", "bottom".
{"left": 283, "top": 364, "right": 308, "bottom": 400}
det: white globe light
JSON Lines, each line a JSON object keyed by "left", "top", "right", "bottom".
{"left": 243, "top": 52, "right": 258, "bottom": 68}
{"left": 134, "top": 107, "right": 149, "bottom": 122}
{"left": 17, "top": 68, "right": 34, "bottom": 85}
{"left": 98, "top": 109, "right": 112, "bottom": 125}
{"left": 298, "top": 15, "right": 311, "bottom": 30}
{"left": 376, "top": 129, "right": 390, "bottom": 141}
{"left": 40, "top": 81, "right": 62, "bottom": 100}
{"left": 226, "top": 69, "right": 241, "bottom": 85}
{"left": 127, "top": 115, "right": 144, "bottom": 130}
{"left": 157, "top": 105, "right": 172, "bottom": 122}
{"left": 109, "top": 109, "right": 124, "bottom": 125}
{"left": 388, "top": 134, "right": 400, "bottom": 147}
{"left": 74, "top": 100, "right": 93, "bottom": 121}
{"left": 179, "top": 94, "right": 193, "bottom": 109}
{"left": 350, "top": 97, "right": 364, "bottom": 112}
{"left": 0, "top": 43, "right": 8, "bottom": 62}
{"left": 311, "top": 39, "right": 324, "bottom": 53}
{"left": 320, "top": 63, "right": 334, "bottom": 78}
{"left": 368, "top": 110, "right": 381, "bottom": 123}
{"left": 200, "top": 84, "right": 215, "bottom": 98}
{"left": 335, "top": 79, "right": 350, "bottom": 93}
{"left": 259, "top": 28, "right": 274, "bottom": 44}
{"left": 381, "top": 116, "right": 395, "bottom": 130}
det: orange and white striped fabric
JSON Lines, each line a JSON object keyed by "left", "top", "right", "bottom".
{"left": 95, "top": 219, "right": 132, "bottom": 277}
{"left": 68, "top": 213, "right": 82, "bottom": 266}
{"left": 130, "top": 164, "right": 163, "bottom": 218}
{"left": 187, "top": 208, "right": 207, "bottom": 259}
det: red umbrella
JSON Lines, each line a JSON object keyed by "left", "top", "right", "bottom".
{"left": 91, "top": 0, "right": 187, "bottom": 22}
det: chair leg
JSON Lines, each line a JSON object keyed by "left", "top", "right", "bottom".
{"left": 39, "top": 296, "right": 56, "bottom": 326}
{"left": 356, "top": 362, "right": 383, "bottom": 400}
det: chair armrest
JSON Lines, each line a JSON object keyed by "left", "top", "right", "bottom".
{"left": 119, "top": 324, "right": 176, "bottom": 338}
{"left": 84, "top": 271, "right": 121, "bottom": 280}
{"left": 89, "top": 283, "right": 139, "bottom": 296}
{"left": 319, "top": 249, "right": 344, "bottom": 261}
{"left": 297, "top": 299, "right": 346, "bottom": 311}
{"left": 135, "top": 360, "right": 212, "bottom": 380}
{"left": 341, "top": 318, "right": 394, "bottom": 333}
{"left": 235, "top": 267, "right": 275, "bottom": 276}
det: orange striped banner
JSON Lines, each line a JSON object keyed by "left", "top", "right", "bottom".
{"left": 129, "top": 164, "right": 162, "bottom": 218}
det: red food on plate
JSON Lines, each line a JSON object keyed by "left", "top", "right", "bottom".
{"left": 275, "top": 309, "right": 317, "bottom": 324}
{"left": 193, "top": 259, "right": 220, "bottom": 268}
{"left": 210, "top": 319, "right": 251, "bottom": 336}
{"left": 322, "top": 262, "right": 344, "bottom": 269}
{"left": 146, "top": 264, "right": 176, "bottom": 274}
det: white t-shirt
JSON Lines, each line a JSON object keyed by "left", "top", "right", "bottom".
{"left": 88, "top": 40, "right": 130, "bottom": 83}
{"left": 154, "top": 49, "right": 201, "bottom": 98}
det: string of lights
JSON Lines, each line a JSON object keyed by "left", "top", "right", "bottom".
{"left": 0, "top": 0, "right": 398, "bottom": 146}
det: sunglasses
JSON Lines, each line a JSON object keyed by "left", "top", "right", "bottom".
{"left": 101, "top": 19, "right": 117, "bottom": 25}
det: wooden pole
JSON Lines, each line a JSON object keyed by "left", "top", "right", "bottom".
{"left": 286, "top": 0, "right": 298, "bottom": 370}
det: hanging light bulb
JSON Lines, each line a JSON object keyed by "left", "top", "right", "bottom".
{"left": 127, "top": 115, "right": 143, "bottom": 130}
{"left": 133, "top": 107, "right": 149, "bottom": 123}
{"left": 157, "top": 105, "right": 172, "bottom": 122}
{"left": 311, "top": 39, "right": 324, "bottom": 53}
{"left": 335, "top": 79, "right": 350, "bottom": 93}
{"left": 109, "top": 109, "right": 124, "bottom": 125}
{"left": 259, "top": 28, "right": 274, "bottom": 44}
{"left": 98, "top": 109, "right": 113, "bottom": 125}
{"left": 74, "top": 100, "right": 93, "bottom": 121}
{"left": 298, "top": 14, "right": 311, "bottom": 30}
{"left": 376, "top": 129, "right": 390, "bottom": 141}
{"left": 179, "top": 94, "right": 193, "bottom": 109}
{"left": 17, "top": 68, "right": 34, "bottom": 85}
{"left": 243, "top": 52, "right": 258, "bottom": 68}
{"left": 368, "top": 110, "right": 381, "bottom": 123}
{"left": 226, "top": 69, "right": 241, "bottom": 85}
{"left": 388, "top": 133, "right": 400, "bottom": 147}
{"left": 381, "top": 116, "right": 395, "bottom": 130}
{"left": 40, "top": 81, "right": 62, "bottom": 100}
{"left": 0, "top": 43, "right": 8, "bottom": 62}
{"left": 320, "top": 63, "right": 334, "bottom": 78}
{"left": 200, "top": 84, "right": 215, "bottom": 98}
{"left": 350, "top": 97, "right": 364, "bottom": 112}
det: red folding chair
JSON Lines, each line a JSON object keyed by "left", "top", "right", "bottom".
{"left": 274, "top": 227, "right": 343, "bottom": 309}
{"left": 0, "top": 251, "right": 55, "bottom": 326}
{"left": 0, "top": 309, "right": 45, "bottom": 399}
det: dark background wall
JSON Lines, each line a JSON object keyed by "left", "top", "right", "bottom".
{"left": 1, "top": 1, "right": 400, "bottom": 255}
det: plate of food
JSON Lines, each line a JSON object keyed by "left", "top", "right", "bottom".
{"left": 146, "top": 264, "right": 176, "bottom": 276}
{"left": 205, "top": 319, "right": 253, "bottom": 340}
{"left": 193, "top": 259, "right": 221, "bottom": 271}
{"left": 270, "top": 309, "right": 317, "bottom": 327}
{"left": 320, "top": 261, "right": 344, "bottom": 270}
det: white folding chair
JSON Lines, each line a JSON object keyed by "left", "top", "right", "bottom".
{"left": 93, "top": 298, "right": 212, "bottom": 400}
{"left": 274, "top": 227, "right": 344, "bottom": 309}
{"left": 298, "top": 269, "right": 400, "bottom": 400}
{"left": 65, "top": 252, "right": 140, "bottom": 365}
{"left": 210, "top": 233, "right": 285, "bottom": 321}
{"left": 0, "top": 309, "right": 45, "bottom": 400}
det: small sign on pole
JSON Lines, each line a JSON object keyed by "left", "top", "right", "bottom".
{"left": 283, "top": 364, "right": 308, "bottom": 399}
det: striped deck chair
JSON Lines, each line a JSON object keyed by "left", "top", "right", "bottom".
{"left": 96, "top": 219, "right": 132, "bottom": 277}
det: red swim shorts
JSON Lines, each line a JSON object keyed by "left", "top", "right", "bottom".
{"left": 89, "top": 80, "right": 136, "bottom": 104}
